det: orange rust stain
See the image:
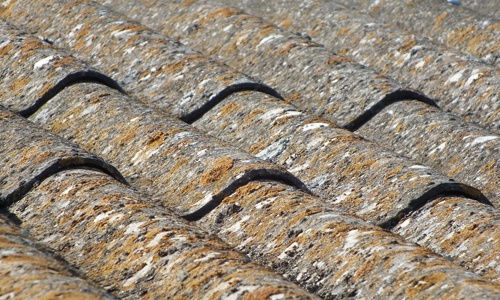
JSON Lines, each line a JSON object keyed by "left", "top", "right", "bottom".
{"left": 0, "top": 43, "right": 13, "bottom": 57}
{"left": 406, "top": 273, "right": 449, "bottom": 298}
{"left": 146, "top": 131, "right": 167, "bottom": 148}
{"left": 52, "top": 56, "right": 79, "bottom": 67}
{"left": 278, "top": 42, "right": 298, "bottom": 55}
{"left": 434, "top": 12, "right": 448, "bottom": 26}
{"left": 327, "top": 56, "right": 353, "bottom": 65}
{"left": 200, "top": 157, "right": 235, "bottom": 186}
{"left": 398, "top": 38, "right": 417, "bottom": 53}
{"left": 204, "top": 7, "right": 240, "bottom": 20}
{"left": 10, "top": 76, "right": 31, "bottom": 96}
{"left": 218, "top": 102, "right": 240, "bottom": 117}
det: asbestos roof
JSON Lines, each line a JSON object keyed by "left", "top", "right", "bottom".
{"left": 0, "top": 0, "right": 499, "bottom": 299}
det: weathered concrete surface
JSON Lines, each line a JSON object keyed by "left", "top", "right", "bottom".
{"left": 26, "top": 83, "right": 307, "bottom": 218}
{"left": 210, "top": 0, "right": 500, "bottom": 133}
{"left": 336, "top": 0, "right": 500, "bottom": 66}
{"left": 357, "top": 100, "right": 500, "bottom": 206}
{"left": 1, "top": 0, "right": 434, "bottom": 128}
{"left": 9, "top": 168, "right": 318, "bottom": 299}
{"left": 197, "top": 180, "right": 500, "bottom": 299}
{"left": 0, "top": 105, "right": 125, "bottom": 206}
{"left": 0, "top": 214, "right": 117, "bottom": 299}
{"left": 0, "top": 19, "right": 122, "bottom": 116}
{"left": 465, "top": 0, "right": 500, "bottom": 19}
{"left": 394, "top": 196, "right": 500, "bottom": 283}
{"left": 193, "top": 91, "right": 500, "bottom": 281}
{"left": 0, "top": 0, "right": 280, "bottom": 120}
{"left": 194, "top": 91, "right": 488, "bottom": 224}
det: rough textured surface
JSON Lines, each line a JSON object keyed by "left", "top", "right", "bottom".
{"left": 215, "top": 0, "right": 500, "bottom": 133}
{"left": 27, "top": 83, "right": 307, "bottom": 217}
{"left": 98, "top": 0, "right": 433, "bottom": 128}
{"left": 0, "top": 105, "right": 125, "bottom": 206}
{"left": 194, "top": 91, "right": 487, "bottom": 224}
{"left": 465, "top": 0, "right": 500, "bottom": 19}
{"left": 394, "top": 196, "right": 500, "bottom": 283}
{"left": 0, "top": 19, "right": 122, "bottom": 116}
{"left": 9, "top": 168, "right": 318, "bottom": 300}
{"left": 197, "top": 181, "right": 500, "bottom": 299}
{"left": 357, "top": 100, "right": 500, "bottom": 206}
{"left": 0, "top": 214, "right": 117, "bottom": 300}
{"left": 0, "top": 0, "right": 279, "bottom": 120}
{"left": 336, "top": 0, "right": 500, "bottom": 66}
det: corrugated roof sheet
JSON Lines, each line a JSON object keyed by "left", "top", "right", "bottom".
{"left": 1, "top": 0, "right": 499, "bottom": 299}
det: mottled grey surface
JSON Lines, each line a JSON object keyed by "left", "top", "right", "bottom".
{"left": 336, "top": 0, "right": 500, "bottom": 66}
{"left": 0, "top": 105, "right": 124, "bottom": 206}
{"left": 0, "top": 0, "right": 279, "bottom": 120}
{"left": 197, "top": 181, "right": 500, "bottom": 299}
{"left": 357, "top": 100, "right": 499, "bottom": 205}
{"left": 0, "top": 19, "right": 122, "bottom": 116}
{"left": 0, "top": 214, "right": 117, "bottom": 300}
{"left": 216, "top": 0, "right": 500, "bottom": 133}
{"left": 9, "top": 168, "right": 318, "bottom": 299}
{"left": 29, "top": 83, "right": 307, "bottom": 217}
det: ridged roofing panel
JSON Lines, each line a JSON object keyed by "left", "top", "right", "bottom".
{"left": 0, "top": 214, "right": 116, "bottom": 299}
{"left": 393, "top": 196, "right": 500, "bottom": 283}
{"left": 95, "top": 0, "right": 429, "bottom": 128}
{"left": 0, "top": 0, "right": 278, "bottom": 120}
{"left": 27, "top": 83, "right": 307, "bottom": 217}
{"left": 215, "top": 0, "right": 500, "bottom": 133}
{"left": 194, "top": 92, "right": 487, "bottom": 224}
{"left": 196, "top": 180, "right": 500, "bottom": 299}
{"left": 194, "top": 91, "right": 500, "bottom": 280}
{"left": 0, "top": 105, "right": 125, "bottom": 206}
{"left": 0, "top": 19, "right": 122, "bottom": 116}
{"left": 337, "top": 0, "right": 500, "bottom": 66}
{"left": 357, "top": 100, "right": 500, "bottom": 205}
{"left": 9, "top": 168, "right": 318, "bottom": 299}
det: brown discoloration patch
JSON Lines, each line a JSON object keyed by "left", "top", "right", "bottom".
{"left": 434, "top": 12, "right": 448, "bottom": 26}
{"left": 9, "top": 76, "right": 31, "bottom": 96}
{"left": 327, "top": 56, "right": 353, "bottom": 65}
{"left": 146, "top": 131, "right": 166, "bottom": 148}
{"left": 200, "top": 157, "right": 234, "bottom": 186}
{"left": 219, "top": 102, "right": 240, "bottom": 117}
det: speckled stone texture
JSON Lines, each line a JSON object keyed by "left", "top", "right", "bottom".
{"left": 0, "top": 0, "right": 279, "bottom": 120}
{"left": 194, "top": 92, "right": 487, "bottom": 224}
{"left": 193, "top": 91, "right": 500, "bottom": 281}
{"left": 0, "top": 19, "right": 122, "bottom": 116}
{"left": 95, "top": 0, "right": 433, "bottom": 128}
{"left": 215, "top": 0, "right": 500, "bottom": 133}
{"left": 336, "top": 0, "right": 500, "bottom": 67}
{"left": 0, "top": 105, "right": 124, "bottom": 206}
{"left": 10, "top": 168, "right": 319, "bottom": 300}
{"left": 394, "top": 196, "right": 500, "bottom": 283}
{"left": 196, "top": 180, "right": 500, "bottom": 299}
{"left": 0, "top": 214, "right": 117, "bottom": 299}
{"left": 357, "top": 100, "right": 499, "bottom": 205}
{"left": 26, "top": 83, "right": 307, "bottom": 217}
{"left": 465, "top": 0, "right": 500, "bottom": 19}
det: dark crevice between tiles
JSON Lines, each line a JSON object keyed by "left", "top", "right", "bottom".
{"left": 180, "top": 82, "right": 283, "bottom": 124}
{"left": 0, "top": 160, "right": 127, "bottom": 208}
{"left": 183, "top": 169, "right": 311, "bottom": 221}
{"left": 18, "top": 71, "right": 126, "bottom": 118}
{"left": 380, "top": 182, "right": 491, "bottom": 230}
{"left": 344, "top": 89, "right": 439, "bottom": 131}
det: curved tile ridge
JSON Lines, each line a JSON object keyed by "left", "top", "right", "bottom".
{"left": 193, "top": 91, "right": 500, "bottom": 280}
{"left": 194, "top": 91, "right": 489, "bottom": 221}
{"left": 8, "top": 168, "right": 319, "bottom": 299}
{"left": 196, "top": 180, "right": 500, "bottom": 298}
{"left": 0, "top": 0, "right": 281, "bottom": 121}
{"left": 0, "top": 106, "right": 126, "bottom": 207}
{"left": 0, "top": 214, "right": 118, "bottom": 299}
{"left": 357, "top": 100, "right": 500, "bottom": 206}
{"left": 225, "top": 0, "right": 500, "bottom": 133}
{"left": 0, "top": 19, "right": 124, "bottom": 117}
{"left": 92, "top": 0, "right": 500, "bottom": 205}
{"left": 89, "top": 0, "right": 435, "bottom": 128}
{"left": 337, "top": 0, "right": 500, "bottom": 66}
{"left": 393, "top": 196, "right": 500, "bottom": 283}
{"left": 26, "top": 82, "right": 309, "bottom": 218}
